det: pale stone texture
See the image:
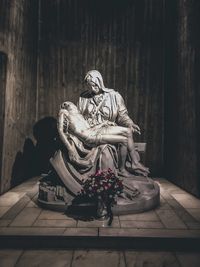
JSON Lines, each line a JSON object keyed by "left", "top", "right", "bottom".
{"left": 156, "top": 209, "right": 187, "bottom": 229}
{"left": 99, "top": 228, "right": 200, "bottom": 237}
{"left": 0, "top": 207, "right": 10, "bottom": 217}
{"left": 157, "top": 196, "right": 172, "bottom": 210}
{"left": 0, "top": 227, "right": 65, "bottom": 235}
{"left": 124, "top": 251, "right": 180, "bottom": 267}
{"left": 2, "top": 195, "right": 32, "bottom": 220}
{"left": 172, "top": 193, "right": 200, "bottom": 209}
{"left": 72, "top": 250, "right": 125, "bottom": 267}
{"left": 0, "top": 219, "right": 12, "bottom": 227}
{"left": 120, "top": 220, "right": 164, "bottom": 229}
{"left": 185, "top": 221, "right": 200, "bottom": 229}
{"left": 119, "top": 210, "right": 159, "bottom": 221}
{"left": 176, "top": 252, "right": 200, "bottom": 267}
{"left": 0, "top": 250, "right": 22, "bottom": 267}
{"left": 77, "top": 216, "right": 120, "bottom": 228}
{"left": 10, "top": 207, "right": 41, "bottom": 227}
{"left": 0, "top": 192, "right": 25, "bottom": 207}
{"left": 38, "top": 210, "right": 70, "bottom": 220}
{"left": 33, "top": 219, "right": 77, "bottom": 227}
{"left": 1, "top": 177, "right": 200, "bottom": 241}
{"left": 186, "top": 209, "right": 200, "bottom": 222}
{"left": 63, "top": 227, "right": 98, "bottom": 236}
{"left": 16, "top": 250, "right": 73, "bottom": 267}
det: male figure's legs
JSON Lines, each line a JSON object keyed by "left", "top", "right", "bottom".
{"left": 99, "top": 126, "right": 149, "bottom": 174}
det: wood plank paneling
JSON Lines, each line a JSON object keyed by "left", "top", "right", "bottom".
{"left": 164, "top": 0, "right": 200, "bottom": 197}
{"left": 0, "top": 0, "right": 38, "bottom": 193}
{"left": 0, "top": 0, "right": 199, "bottom": 197}
{"left": 0, "top": 52, "right": 7, "bottom": 183}
{"left": 37, "top": 0, "right": 165, "bottom": 175}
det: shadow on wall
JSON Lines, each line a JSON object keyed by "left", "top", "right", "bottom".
{"left": 11, "top": 117, "right": 60, "bottom": 187}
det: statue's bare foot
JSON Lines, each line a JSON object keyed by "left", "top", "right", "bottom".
{"left": 131, "top": 162, "right": 149, "bottom": 173}
{"left": 118, "top": 169, "right": 132, "bottom": 177}
{"left": 133, "top": 168, "right": 148, "bottom": 177}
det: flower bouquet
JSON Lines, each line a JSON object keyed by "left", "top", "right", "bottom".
{"left": 80, "top": 168, "right": 124, "bottom": 225}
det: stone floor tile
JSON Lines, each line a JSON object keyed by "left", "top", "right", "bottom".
{"left": 176, "top": 252, "right": 200, "bottom": 267}
{"left": 11, "top": 184, "right": 35, "bottom": 192}
{"left": 77, "top": 216, "right": 120, "bottom": 228}
{"left": 0, "top": 250, "right": 22, "bottom": 267}
{"left": 172, "top": 193, "right": 200, "bottom": 209}
{"left": 120, "top": 220, "right": 164, "bottom": 229}
{"left": 72, "top": 250, "right": 125, "bottom": 267}
{"left": 124, "top": 251, "right": 180, "bottom": 267}
{"left": 38, "top": 210, "right": 70, "bottom": 220}
{"left": 10, "top": 207, "right": 41, "bottom": 227}
{"left": 162, "top": 193, "right": 184, "bottom": 209}
{"left": 33, "top": 219, "right": 77, "bottom": 227}
{"left": 157, "top": 196, "right": 172, "bottom": 210}
{"left": 173, "top": 208, "right": 198, "bottom": 223}
{"left": 63, "top": 227, "right": 98, "bottom": 236}
{"left": 170, "top": 188, "right": 189, "bottom": 194}
{"left": 26, "top": 199, "right": 39, "bottom": 208}
{"left": 25, "top": 194, "right": 38, "bottom": 208}
{"left": 158, "top": 183, "right": 180, "bottom": 193}
{"left": 185, "top": 221, "right": 200, "bottom": 229}
{"left": 186, "top": 209, "right": 200, "bottom": 222}
{"left": 10, "top": 177, "right": 39, "bottom": 192}
{"left": 0, "top": 192, "right": 25, "bottom": 207}
{"left": 99, "top": 228, "right": 139, "bottom": 237}
{"left": 0, "top": 227, "right": 65, "bottom": 235}
{"left": 0, "top": 219, "right": 12, "bottom": 227}
{"left": 154, "top": 178, "right": 171, "bottom": 184}
{"left": 119, "top": 210, "right": 159, "bottom": 221}
{"left": 16, "top": 250, "right": 73, "bottom": 267}
{"left": 0, "top": 206, "right": 10, "bottom": 218}
{"left": 1, "top": 195, "right": 32, "bottom": 220}
{"left": 99, "top": 228, "right": 200, "bottom": 238}
{"left": 156, "top": 209, "right": 187, "bottom": 229}
{"left": 25, "top": 184, "right": 39, "bottom": 198}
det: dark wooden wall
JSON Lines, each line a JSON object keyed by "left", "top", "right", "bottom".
{"left": 0, "top": 52, "right": 7, "bottom": 183}
{"left": 0, "top": 0, "right": 199, "bottom": 197}
{"left": 37, "top": 0, "right": 165, "bottom": 175}
{"left": 0, "top": 0, "right": 38, "bottom": 193}
{"left": 164, "top": 0, "right": 200, "bottom": 197}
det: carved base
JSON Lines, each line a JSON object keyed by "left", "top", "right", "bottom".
{"left": 37, "top": 175, "right": 160, "bottom": 215}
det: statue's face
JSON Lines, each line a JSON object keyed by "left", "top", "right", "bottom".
{"left": 62, "top": 102, "right": 78, "bottom": 113}
{"left": 88, "top": 81, "right": 100, "bottom": 94}
{"left": 86, "top": 75, "right": 101, "bottom": 94}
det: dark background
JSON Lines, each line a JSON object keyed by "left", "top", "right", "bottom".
{"left": 0, "top": 0, "right": 199, "bottom": 197}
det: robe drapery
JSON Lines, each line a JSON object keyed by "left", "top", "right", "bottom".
{"left": 50, "top": 88, "right": 140, "bottom": 197}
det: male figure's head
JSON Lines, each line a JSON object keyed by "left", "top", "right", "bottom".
{"left": 61, "top": 101, "right": 79, "bottom": 114}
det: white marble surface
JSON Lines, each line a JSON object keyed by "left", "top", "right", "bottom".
{"left": 0, "top": 192, "right": 25, "bottom": 207}
{"left": 0, "top": 177, "right": 200, "bottom": 239}
{"left": 0, "top": 250, "right": 200, "bottom": 267}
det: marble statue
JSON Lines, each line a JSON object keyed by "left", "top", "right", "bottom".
{"left": 38, "top": 70, "right": 160, "bottom": 214}
{"left": 58, "top": 101, "right": 149, "bottom": 176}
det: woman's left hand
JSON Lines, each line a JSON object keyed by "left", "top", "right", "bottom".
{"left": 132, "top": 124, "right": 141, "bottom": 135}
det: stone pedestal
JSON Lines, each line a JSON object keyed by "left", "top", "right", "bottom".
{"left": 37, "top": 174, "right": 160, "bottom": 215}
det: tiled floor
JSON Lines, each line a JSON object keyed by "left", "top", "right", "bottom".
{"left": 0, "top": 177, "right": 200, "bottom": 266}
{"left": 0, "top": 177, "right": 200, "bottom": 236}
{"left": 0, "top": 249, "right": 200, "bottom": 267}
